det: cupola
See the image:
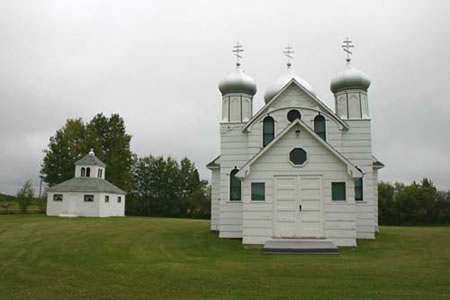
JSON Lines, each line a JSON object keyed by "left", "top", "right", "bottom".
{"left": 74, "top": 149, "right": 106, "bottom": 179}
{"left": 330, "top": 61, "right": 371, "bottom": 93}
{"left": 264, "top": 46, "right": 315, "bottom": 104}
{"left": 219, "top": 43, "right": 256, "bottom": 123}
{"left": 330, "top": 38, "right": 371, "bottom": 119}
{"left": 218, "top": 67, "right": 257, "bottom": 96}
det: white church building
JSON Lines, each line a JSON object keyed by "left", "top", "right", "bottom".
{"left": 207, "top": 43, "right": 384, "bottom": 249}
{"left": 47, "top": 150, "right": 126, "bottom": 217}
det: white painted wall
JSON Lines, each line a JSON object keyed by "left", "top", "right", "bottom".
{"left": 75, "top": 165, "right": 105, "bottom": 179}
{"left": 211, "top": 81, "right": 380, "bottom": 247}
{"left": 210, "top": 168, "right": 220, "bottom": 231}
{"left": 241, "top": 123, "right": 357, "bottom": 247}
{"left": 47, "top": 191, "right": 125, "bottom": 217}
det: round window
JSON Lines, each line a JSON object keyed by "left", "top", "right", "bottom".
{"left": 287, "top": 109, "right": 301, "bottom": 122}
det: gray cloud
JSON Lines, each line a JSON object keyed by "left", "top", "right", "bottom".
{"left": 1, "top": 0, "right": 449, "bottom": 195}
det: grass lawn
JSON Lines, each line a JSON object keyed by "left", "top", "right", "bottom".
{"left": 0, "top": 216, "right": 449, "bottom": 299}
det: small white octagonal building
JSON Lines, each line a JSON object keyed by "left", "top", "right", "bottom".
{"left": 47, "top": 150, "right": 126, "bottom": 217}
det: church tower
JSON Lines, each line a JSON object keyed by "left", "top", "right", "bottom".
{"left": 330, "top": 38, "right": 371, "bottom": 119}
{"left": 218, "top": 43, "right": 257, "bottom": 123}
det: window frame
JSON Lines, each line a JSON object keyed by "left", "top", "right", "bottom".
{"left": 229, "top": 169, "right": 241, "bottom": 201}
{"left": 287, "top": 109, "right": 301, "bottom": 122}
{"left": 332, "top": 182, "right": 346, "bottom": 201}
{"left": 262, "top": 116, "right": 275, "bottom": 147}
{"left": 251, "top": 182, "right": 265, "bottom": 201}
{"left": 84, "top": 194, "right": 94, "bottom": 202}
{"left": 117, "top": 196, "right": 122, "bottom": 203}
{"left": 355, "top": 178, "right": 363, "bottom": 201}
{"left": 81, "top": 167, "right": 85, "bottom": 177}
{"left": 105, "top": 195, "right": 109, "bottom": 203}
{"left": 53, "top": 194, "right": 63, "bottom": 202}
{"left": 289, "top": 148, "right": 308, "bottom": 167}
{"left": 314, "top": 114, "right": 326, "bottom": 141}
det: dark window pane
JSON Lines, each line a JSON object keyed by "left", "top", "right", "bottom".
{"left": 118, "top": 196, "right": 122, "bottom": 203}
{"left": 105, "top": 195, "right": 109, "bottom": 203}
{"left": 289, "top": 148, "right": 307, "bottom": 165}
{"left": 86, "top": 167, "right": 91, "bottom": 177}
{"left": 314, "top": 115, "right": 326, "bottom": 141}
{"left": 251, "top": 183, "right": 265, "bottom": 201}
{"left": 81, "top": 168, "right": 85, "bottom": 177}
{"left": 263, "top": 116, "right": 275, "bottom": 147}
{"left": 53, "top": 194, "right": 63, "bottom": 201}
{"left": 355, "top": 178, "right": 363, "bottom": 201}
{"left": 84, "top": 194, "right": 94, "bottom": 202}
{"left": 287, "top": 110, "right": 301, "bottom": 122}
{"left": 332, "top": 182, "right": 346, "bottom": 201}
{"left": 230, "top": 169, "right": 241, "bottom": 201}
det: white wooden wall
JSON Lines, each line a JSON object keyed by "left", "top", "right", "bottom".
{"left": 241, "top": 124, "right": 357, "bottom": 247}
{"left": 210, "top": 168, "right": 220, "bottom": 231}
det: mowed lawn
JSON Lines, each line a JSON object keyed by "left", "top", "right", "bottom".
{"left": 0, "top": 216, "right": 449, "bottom": 299}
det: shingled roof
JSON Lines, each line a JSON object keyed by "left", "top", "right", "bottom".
{"left": 75, "top": 152, "right": 106, "bottom": 167}
{"left": 48, "top": 177, "right": 125, "bottom": 194}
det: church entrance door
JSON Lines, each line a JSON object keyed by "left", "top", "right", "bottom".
{"left": 274, "top": 175, "right": 323, "bottom": 238}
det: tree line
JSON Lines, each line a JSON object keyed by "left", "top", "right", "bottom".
{"left": 15, "top": 113, "right": 450, "bottom": 223}
{"left": 378, "top": 178, "right": 450, "bottom": 225}
{"left": 39, "top": 113, "right": 210, "bottom": 218}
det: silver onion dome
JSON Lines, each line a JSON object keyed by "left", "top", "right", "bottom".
{"left": 330, "top": 62, "right": 371, "bottom": 93}
{"left": 264, "top": 68, "right": 315, "bottom": 104}
{"left": 218, "top": 66, "right": 257, "bottom": 96}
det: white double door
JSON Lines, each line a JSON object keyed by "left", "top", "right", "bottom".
{"left": 274, "top": 175, "right": 323, "bottom": 238}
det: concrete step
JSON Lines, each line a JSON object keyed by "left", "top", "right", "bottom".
{"left": 263, "top": 238, "right": 338, "bottom": 255}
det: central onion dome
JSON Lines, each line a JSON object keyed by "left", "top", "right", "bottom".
{"left": 264, "top": 67, "right": 315, "bottom": 103}
{"left": 330, "top": 61, "right": 371, "bottom": 93}
{"left": 218, "top": 65, "right": 257, "bottom": 96}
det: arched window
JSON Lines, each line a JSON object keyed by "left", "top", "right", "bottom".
{"left": 81, "top": 167, "right": 85, "bottom": 177}
{"left": 230, "top": 169, "right": 241, "bottom": 201}
{"left": 98, "top": 168, "right": 102, "bottom": 178}
{"left": 86, "top": 167, "right": 91, "bottom": 177}
{"left": 263, "top": 116, "right": 275, "bottom": 147}
{"left": 314, "top": 114, "right": 326, "bottom": 141}
{"left": 287, "top": 109, "right": 301, "bottom": 122}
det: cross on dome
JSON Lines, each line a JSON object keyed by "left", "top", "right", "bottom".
{"left": 232, "top": 42, "right": 244, "bottom": 67}
{"left": 283, "top": 45, "right": 295, "bottom": 68}
{"left": 342, "top": 37, "right": 354, "bottom": 62}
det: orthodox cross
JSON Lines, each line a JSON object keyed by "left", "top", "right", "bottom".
{"left": 232, "top": 43, "right": 244, "bottom": 67}
{"left": 283, "top": 45, "right": 295, "bottom": 68}
{"left": 342, "top": 37, "right": 354, "bottom": 62}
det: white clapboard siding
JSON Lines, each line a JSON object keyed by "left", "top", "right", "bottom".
{"left": 240, "top": 122, "right": 357, "bottom": 246}
{"left": 210, "top": 169, "right": 220, "bottom": 231}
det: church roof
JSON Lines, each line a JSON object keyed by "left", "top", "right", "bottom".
{"left": 242, "top": 79, "right": 349, "bottom": 132}
{"left": 372, "top": 155, "right": 385, "bottom": 169}
{"left": 75, "top": 152, "right": 106, "bottom": 167}
{"left": 48, "top": 177, "right": 125, "bottom": 194}
{"left": 236, "top": 119, "right": 363, "bottom": 179}
{"left": 206, "top": 155, "right": 221, "bottom": 169}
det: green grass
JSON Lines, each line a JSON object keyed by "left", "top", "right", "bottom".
{"left": 0, "top": 216, "right": 449, "bottom": 299}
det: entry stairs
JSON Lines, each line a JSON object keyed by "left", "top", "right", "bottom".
{"left": 263, "top": 238, "right": 338, "bottom": 255}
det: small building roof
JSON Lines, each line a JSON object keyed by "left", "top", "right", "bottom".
{"left": 48, "top": 177, "right": 125, "bottom": 194}
{"left": 75, "top": 150, "right": 106, "bottom": 167}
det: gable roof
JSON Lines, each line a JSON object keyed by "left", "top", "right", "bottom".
{"left": 206, "top": 155, "right": 221, "bottom": 169}
{"left": 242, "top": 78, "right": 349, "bottom": 132}
{"left": 48, "top": 177, "right": 125, "bottom": 194}
{"left": 236, "top": 119, "right": 363, "bottom": 179}
{"left": 75, "top": 153, "right": 106, "bottom": 167}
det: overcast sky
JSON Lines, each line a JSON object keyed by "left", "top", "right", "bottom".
{"left": 0, "top": 0, "right": 449, "bottom": 195}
